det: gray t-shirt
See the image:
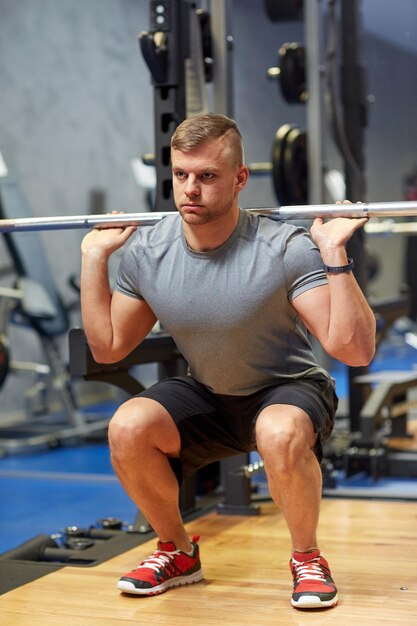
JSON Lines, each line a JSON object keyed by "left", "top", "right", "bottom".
{"left": 115, "top": 209, "right": 331, "bottom": 395}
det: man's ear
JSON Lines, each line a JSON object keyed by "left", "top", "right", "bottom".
{"left": 236, "top": 165, "right": 249, "bottom": 191}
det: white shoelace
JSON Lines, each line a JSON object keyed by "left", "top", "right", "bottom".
{"left": 293, "top": 559, "right": 326, "bottom": 582}
{"left": 137, "top": 550, "right": 180, "bottom": 573}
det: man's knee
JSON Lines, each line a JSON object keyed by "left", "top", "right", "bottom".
{"left": 255, "top": 405, "right": 316, "bottom": 469}
{"left": 108, "top": 397, "right": 179, "bottom": 455}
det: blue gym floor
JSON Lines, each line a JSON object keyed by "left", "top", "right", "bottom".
{"left": 1, "top": 324, "right": 417, "bottom": 556}
{"left": 0, "top": 441, "right": 138, "bottom": 555}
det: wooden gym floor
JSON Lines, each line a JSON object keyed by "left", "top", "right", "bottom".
{"left": 1, "top": 498, "right": 416, "bottom": 625}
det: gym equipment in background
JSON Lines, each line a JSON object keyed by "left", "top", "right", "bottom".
{"left": 0, "top": 175, "right": 110, "bottom": 454}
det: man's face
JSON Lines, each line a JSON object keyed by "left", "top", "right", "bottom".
{"left": 171, "top": 138, "right": 247, "bottom": 226}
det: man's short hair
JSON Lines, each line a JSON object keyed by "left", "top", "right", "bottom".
{"left": 171, "top": 113, "right": 244, "bottom": 167}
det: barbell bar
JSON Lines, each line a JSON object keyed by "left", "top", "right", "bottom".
{"left": 1, "top": 201, "right": 417, "bottom": 233}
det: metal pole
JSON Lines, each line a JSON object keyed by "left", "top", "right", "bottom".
{"left": 2, "top": 202, "right": 417, "bottom": 233}
{"left": 340, "top": 0, "right": 369, "bottom": 432}
{"left": 341, "top": 0, "right": 367, "bottom": 204}
{"left": 210, "top": 0, "right": 234, "bottom": 116}
{"left": 304, "top": 0, "right": 325, "bottom": 204}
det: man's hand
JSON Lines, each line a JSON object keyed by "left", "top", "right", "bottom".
{"left": 81, "top": 212, "right": 137, "bottom": 257}
{"left": 310, "top": 201, "right": 368, "bottom": 253}
{"left": 310, "top": 215, "right": 368, "bottom": 249}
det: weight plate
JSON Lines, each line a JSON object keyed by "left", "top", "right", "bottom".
{"left": 283, "top": 126, "right": 308, "bottom": 205}
{"left": 65, "top": 537, "right": 95, "bottom": 551}
{"left": 272, "top": 123, "right": 296, "bottom": 206}
{"left": 97, "top": 517, "right": 123, "bottom": 530}
{"left": 279, "top": 43, "right": 306, "bottom": 104}
{"left": 64, "top": 525, "right": 86, "bottom": 537}
{"left": 264, "top": 0, "right": 303, "bottom": 22}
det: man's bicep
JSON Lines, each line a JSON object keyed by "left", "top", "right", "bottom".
{"left": 291, "top": 284, "right": 331, "bottom": 344}
{"left": 110, "top": 290, "right": 158, "bottom": 357}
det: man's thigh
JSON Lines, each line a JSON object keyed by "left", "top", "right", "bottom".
{"left": 137, "top": 376, "right": 255, "bottom": 482}
{"left": 137, "top": 375, "right": 337, "bottom": 480}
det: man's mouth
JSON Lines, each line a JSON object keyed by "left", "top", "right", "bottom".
{"left": 181, "top": 203, "right": 204, "bottom": 210}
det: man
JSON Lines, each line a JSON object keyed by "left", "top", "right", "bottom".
{"left": 80, "top": 113, "right": 375, "bottom": 609}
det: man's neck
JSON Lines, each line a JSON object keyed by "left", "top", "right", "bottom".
{"left": 182, "top": 207, "right": 240, "bottom": 252}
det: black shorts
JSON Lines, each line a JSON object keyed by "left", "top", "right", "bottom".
{"left": 138, "top": 375, "right": 338, "bottom": 484}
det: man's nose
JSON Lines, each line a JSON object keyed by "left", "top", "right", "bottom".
{"left": 185, "top": 175, "right": 200, "bottom": 196}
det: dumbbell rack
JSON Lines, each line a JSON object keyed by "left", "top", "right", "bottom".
{"left": 0, "top": 518, "right": 153, "bottom": 595}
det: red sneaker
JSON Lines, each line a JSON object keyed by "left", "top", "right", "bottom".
{"left": 117, "top": 535, "right": 203, "bottom": 596}
{"left": 290, "top": 549, "right": 338, "bottom": 609}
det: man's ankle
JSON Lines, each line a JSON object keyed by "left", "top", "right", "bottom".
{"left": 292, "top": 546, "right": 320, "bottom": 556}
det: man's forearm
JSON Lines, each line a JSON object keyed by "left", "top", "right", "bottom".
{"left": 319, "top": 243, "right": 376, "bottom": 365}
{"left": 325, "top": 272, "right": 376, "bottom": 366}
{"left": 80, "top": 248, "right": 115, "bottom": 356}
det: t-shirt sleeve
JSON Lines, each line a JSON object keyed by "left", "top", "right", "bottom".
{"left": 284, "top": 228, "right": 327, "bottom": 301}
{"left": 114, "top": 237, "right": 145, "bottom": 300}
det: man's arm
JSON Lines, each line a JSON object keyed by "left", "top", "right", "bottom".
{"left": 292, "top": 216, "right": 376, "bottom": 367}
{"left": 80, "top": 226, "right": 157, "bottom": 364}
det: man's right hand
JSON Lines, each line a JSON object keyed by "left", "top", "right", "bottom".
{"left": 81, "top": 224, "right": 137, "bottom": 257}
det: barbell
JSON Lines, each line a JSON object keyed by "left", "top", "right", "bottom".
{"left": 1, "top": 201, "right": 417, "bottom": 233}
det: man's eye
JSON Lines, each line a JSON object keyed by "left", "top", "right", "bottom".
{"left": 175, "top": 171, "right": 187, "bottom": 179}
{"left": 202, "top": 173, "right": 214, "bottom": 180}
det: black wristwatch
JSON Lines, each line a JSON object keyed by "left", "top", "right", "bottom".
{"left": 323, "top": 258, "right": 354, "bottom": 274}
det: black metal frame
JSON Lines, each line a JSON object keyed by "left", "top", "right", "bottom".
{"left": 139, "top": 0, "right": 191, "bottom": 212}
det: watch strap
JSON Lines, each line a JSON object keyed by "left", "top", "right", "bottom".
{"left": 323, "top": 258, "right": 354, "bottom": 274}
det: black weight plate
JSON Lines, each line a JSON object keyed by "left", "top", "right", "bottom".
{"left": 282, "top": 126, "right": 308, "bottom": 204}
{"left": 64, "top": 526, "right": 86, "bottom": 537}
{"left": 65, "top": 537, "right": 95, "bottom": 550}
{"left": 97, "top": 517, "right": 123, "bottom": 530}
{"left": 272, "top": 123, "right": 296, "bottom": 206}
{"left": 264, "top": 0, "right": 303, "bottom": 22}
{"left": 279, "top": 43, "right": 306, "bottom": 104}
